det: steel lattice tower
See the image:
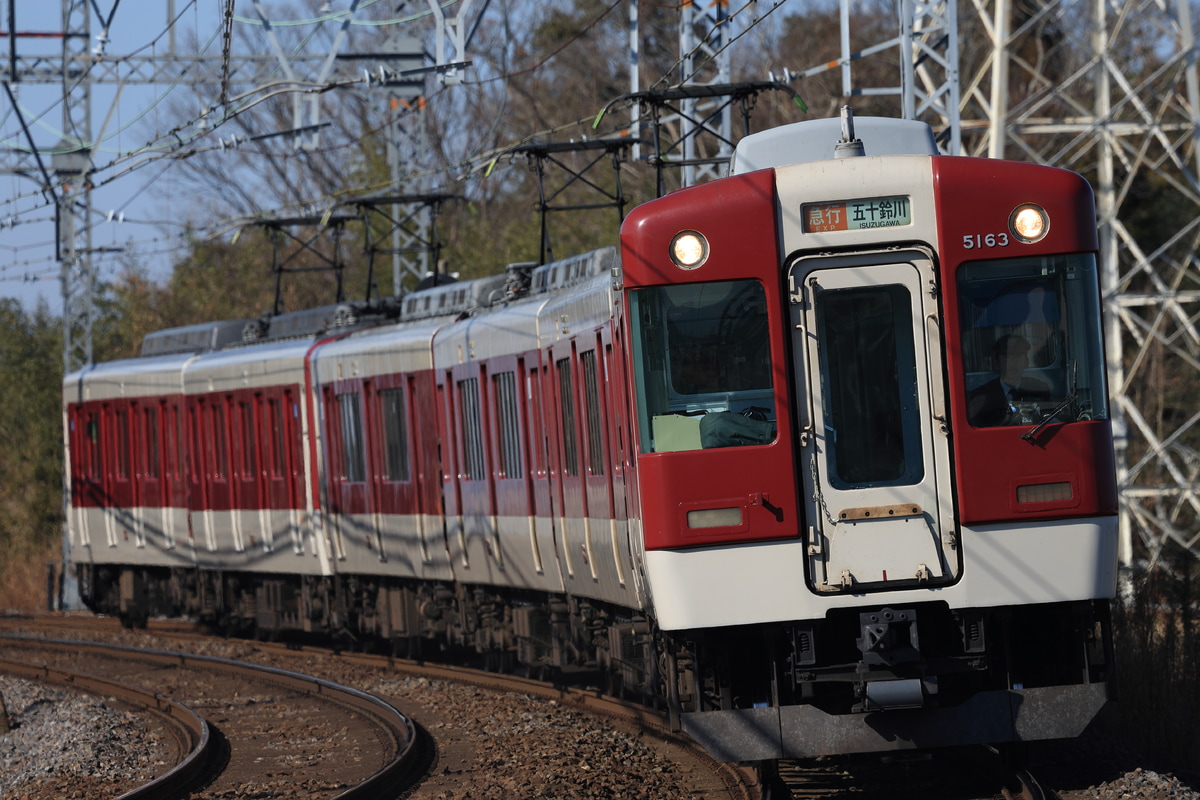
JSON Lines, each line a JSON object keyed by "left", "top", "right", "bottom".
{"left": 830, "top": 0, "right": 1200, "bottom": 566}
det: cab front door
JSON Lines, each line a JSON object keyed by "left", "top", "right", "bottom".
{"left": 790, "top": 250, "right": 959, "bottom": 592}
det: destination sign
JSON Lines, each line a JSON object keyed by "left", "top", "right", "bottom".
{"left": 802, "top": 195, "right": 912, "bottom": 233}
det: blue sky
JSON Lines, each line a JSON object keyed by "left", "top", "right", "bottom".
{"left": 1, "top": 1, "right": 217, "bottom": 312}
{"left": 0, "top": 0, "right": 438, "bottom": 314}
{"left": 1, "top": 1, "right": 801, "bottom": 314}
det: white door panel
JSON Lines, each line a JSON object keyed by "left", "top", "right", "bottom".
{"left": 790, "top": 251, "right": 959, "bottom": 592}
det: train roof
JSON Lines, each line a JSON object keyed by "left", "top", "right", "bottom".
{"left": 140, "top": 318, "right": 259, "bottom": 357}
{"left": 129, "top": 247, "right": 619, "bottom": 364}
{"left": 432, "top": 298, "right": 545, "bottom": 365}
{"left": 311, "top": 317, "right": 450, "bottom": 381}
{"left": 730, "top": 116, "right": 938, "bottom": 174}
{"left": 401, "top": 273, "right": 507, "bottom": 321}
{"left": 536, "top": 272, "right": 618, "bottom": 349}
{"left": 65, "top": 246, "right": 622, "bottom": 406}
{"left": 64, "top": 351, "right": 196, "bottom": 402}
{"left": 531, "top": 247, "right": 617, "bottom": 294}
{"left": 431, "top": 248, "right": 619, "bottom": 363}
{"left": 181, "top": 336, "right": 316, "bottom": 393}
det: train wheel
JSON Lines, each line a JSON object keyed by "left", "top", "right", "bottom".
{"left": 663, "top": 649, "right": 682, "bottom": 732}
{"left": 484, "top": 649, "right": 502, "bottom": 673}
{"left": 606, "top": 668, "right": 624, "bottom": 700}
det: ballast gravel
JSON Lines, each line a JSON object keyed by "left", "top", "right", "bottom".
{"left": 0, "top": 676, "right": 166, "bottom": 799}
{"left": 2, "top": 658, "right": 1199, "bottom": 800}
{"left": 371, "top": 676, "right": 702, "bottom": 800}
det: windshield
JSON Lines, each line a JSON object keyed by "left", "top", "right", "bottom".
{"left": 629, "top": 280, "right": 775, "bottom": 453}
{"left": 957, "top": 253, "right": 1107, "bottom": 429}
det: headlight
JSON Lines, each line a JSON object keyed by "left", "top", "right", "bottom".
{"left": 670, "top": 230, "right": 709, "bottom": 269}
{"left": 1009, "top": 204, "right": 1049, "bottom": 243}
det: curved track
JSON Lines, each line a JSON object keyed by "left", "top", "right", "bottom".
{"left": 0, "top": 654, "right": 213, "bottom": 799}
{"left": 0, "top": 614, "right": 756, "bottom": 799}
{"left": 0, "top": 633, "right": 421, "bottom": 799}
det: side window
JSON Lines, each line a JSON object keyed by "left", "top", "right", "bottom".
{"left": 188, "top": 404, "right": 201, "bottom": 481}
{"left": 337, "top": 391, "right": 366, "bottom": 483}
{"left": 143, "top": 405, "right": 160, "bottom": 479}
{"left": 240, "top": 401, "right": 257, "bottom": 478}
{"left": 493, "top": 371, "right": 524, "bottom": 479}
{"left": 209, "top": 402, "right": 228, "bottom": 481}
{"left": 580, "top": 350, "right": 605, "bottom": 476}
{"left": 629, "top": 279, "right": 775, "bottom": 453}
{"left": 267, "top": 398, "right": 286, "bottom": 479}
{"left": 556, "top": 357, "right": 579, "bottom": 477}
{"left": 458, "top": 377, "right": 486, "bottom": 480}
{"left": 86, "top": 411, "right": 102, "bottom": 481}
{"left": 379, "top": 387, "right": 411, "bottom": 482}
{"left": 166, "top": 402, "right": 182, "bottom": 482}
{"left": 528, "top": 367, "right": 547, "bottom": 477}
{"left": 115, "top": 407, "right": 131, "bottom": 481}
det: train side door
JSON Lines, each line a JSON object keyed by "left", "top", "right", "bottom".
{"left": 790, "top": 250, "right": 960, "bottom": 591}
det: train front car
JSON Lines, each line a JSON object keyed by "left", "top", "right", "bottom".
{"left": 619, "top": 113, "right": 1118, "bottom": 761}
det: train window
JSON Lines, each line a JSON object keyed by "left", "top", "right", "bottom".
{"left": 528, "top": 368, "right": 548, "bottom": 477}
{"left": 492, "top": 372, "right": 523, "bottom": 479}
{"left": 209, "top": 403, "right": 228, "bottom": 481}
{"left": 86, "top": 412, "right": 101, "bottom": 481}
{"left": 337, "top": 392, "right": 366, "bottom": 483}
{"left": 458, "top": 378, "right": 487, "bottom": 480}
{"left": 816, "top": 285, "right": 924, "bottom": 488}
{"left": 628, "top": 280, "right": 775, "bottom": 453}
{"left": 958, "top": 253, "right": 1108, "bottom": 428}
{"left": 143, "top": 406, "right": 160, "bottom": 480}
{"left": 378, "top": 388, "right": 410, "bottom": 482}
{"left": 239, "top": 401, "right": 256, "bottom": 477}
{"left": 188, "top": 405, "right": 201, "bottom": 481}
{"left": 267, "top": 398, "right": 286, "bottom": 479}
{"left": 167, "top": 403, "right": 182, "bottom": 481}
{"left": 580, "top": 350, "right": 605, "bottom": 475}
{"left": 556, "top": 358, "right": 581, "bottom": 475}
{"left": 115, "top": 408, "right": 131, "bottom": 481}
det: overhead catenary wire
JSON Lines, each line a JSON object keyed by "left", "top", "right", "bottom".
{"left": 2, "top": 0, "right": 794, "bottom": 302}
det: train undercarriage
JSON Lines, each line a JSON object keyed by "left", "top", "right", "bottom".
{"left": 77, "top": 563, "right": 1113, "bottom": 760}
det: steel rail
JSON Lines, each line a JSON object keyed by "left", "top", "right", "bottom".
{"left": 0, "top": 634, "right": 420, "bottom": 800}
{"left": 0, "top": 654, "right": 213, "bottom": 800}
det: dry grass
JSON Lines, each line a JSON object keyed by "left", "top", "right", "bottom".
{"left": 0, "top": 539, "right": 60, "bottom": 613}
{"left": 1110, "top": 565, "right": 1200, "bottom": 772}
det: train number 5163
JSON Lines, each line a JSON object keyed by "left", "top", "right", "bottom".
{"left": 962, "top": 232, "right": 1010, "bottom": 249}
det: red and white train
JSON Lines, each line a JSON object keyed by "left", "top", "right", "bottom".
{"left": 64, "top": 110, "right": 1118, "bottom": 762}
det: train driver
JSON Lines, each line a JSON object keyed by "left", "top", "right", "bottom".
{"left": 967, "top": 334, "right": 1051, "bottom": 427}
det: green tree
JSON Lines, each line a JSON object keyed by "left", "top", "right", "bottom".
{"left": 0, "top": 299, "right": 65, "bottom": 609}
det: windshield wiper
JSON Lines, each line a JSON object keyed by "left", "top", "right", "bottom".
{"left": 1022, "top": 359, "right": 1077, "bottom": 442}
{"left": 1021, "top": 393, "right": 1077, "bottom": 441}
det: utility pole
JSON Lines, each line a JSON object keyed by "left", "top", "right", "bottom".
{"left": 58, "top": 2, "right": 93, "bottom": 374}
{"left": 1, "top": 0, "right": 488, "bottom": 374}
{"left": 1, "top": 0, "right": 486, "bottom": 610}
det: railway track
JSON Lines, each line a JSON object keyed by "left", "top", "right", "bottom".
{"left": 6, "top": 613, "right": 1126, "bottom": 800}
{"left": 0, "top": 631, "right": 421, "bottom": 799}
{"left": 0, "top": 654, "right": 213, "bottom": 799}
{"left": 0, "top": 613, "right": 755, "bottom": 799}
